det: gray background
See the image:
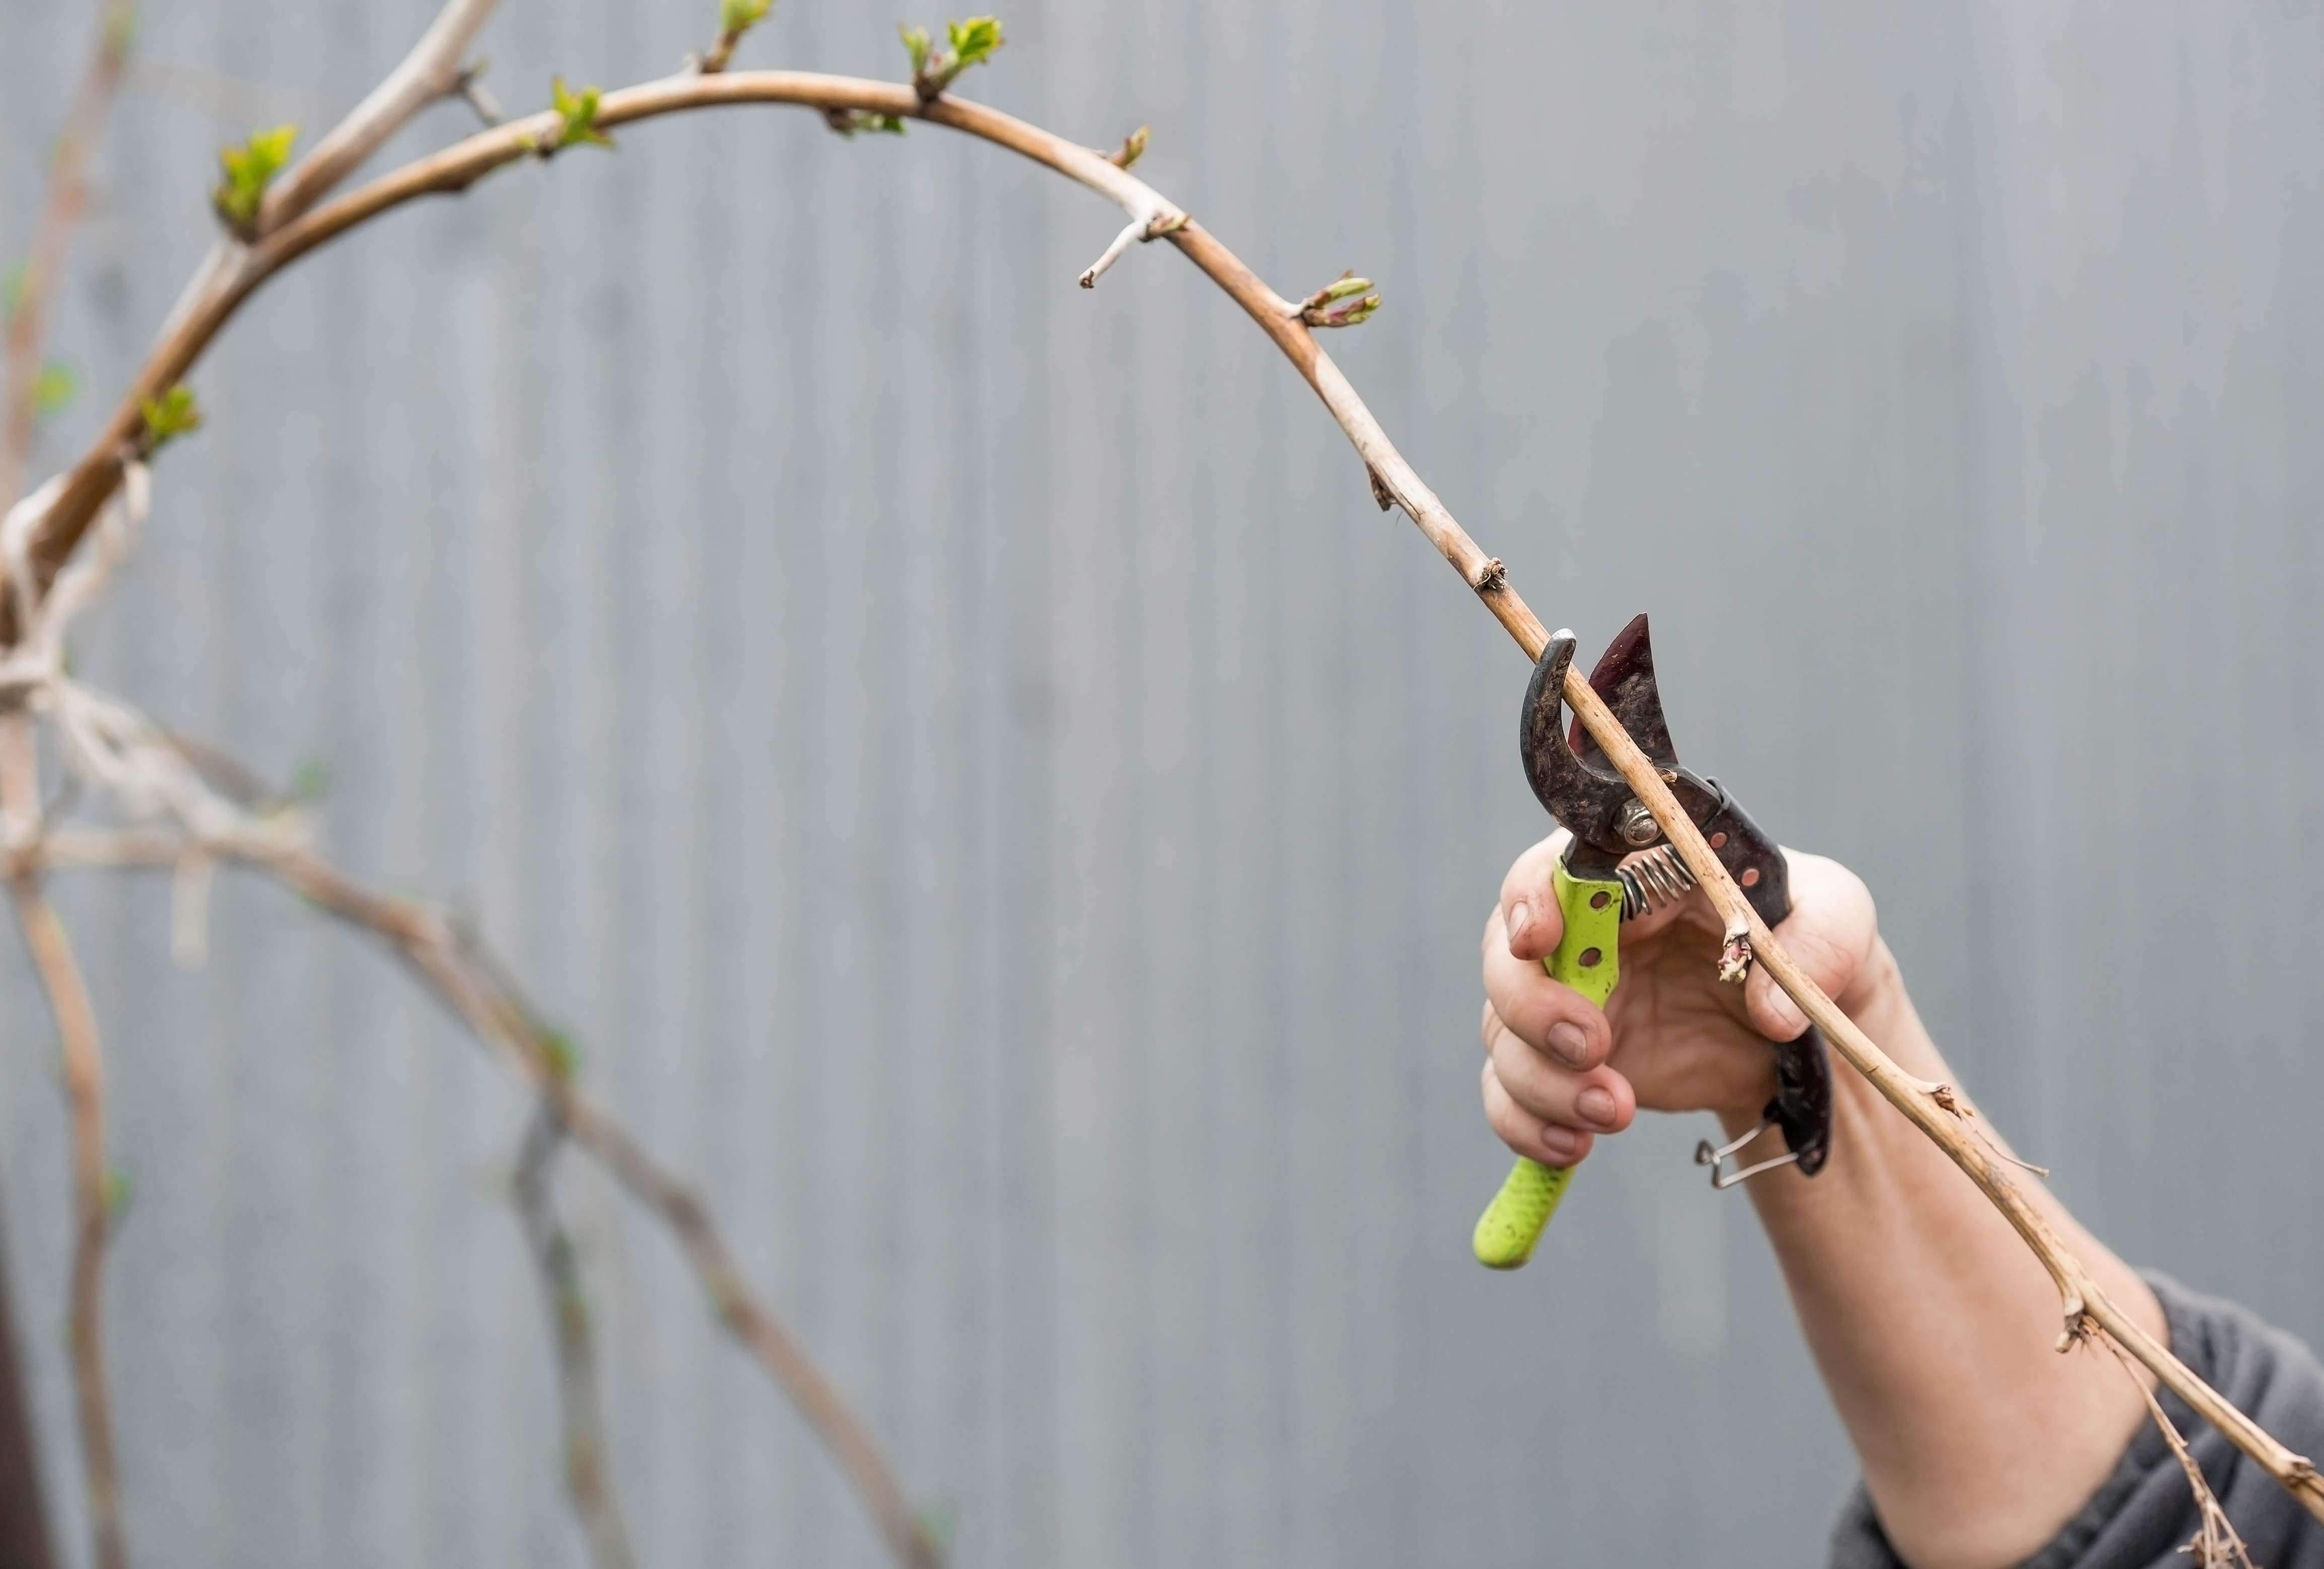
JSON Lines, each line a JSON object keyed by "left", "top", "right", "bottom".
{"left": 3, "top": 0, "right": 2320, "bottom": 1564}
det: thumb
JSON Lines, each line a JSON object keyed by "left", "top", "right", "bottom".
{"left": 1744, "top": 851, "right": 1878, "bottom": 1041}
{"left": 1498, "top": 830, "right": 1573, "bottom": 961}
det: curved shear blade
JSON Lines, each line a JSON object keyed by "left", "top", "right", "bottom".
{"left": 1520, "top": 630, "right": 1633, "bottom": 852}
{"left": 1569, "top": 613, "right": 1680, "bottom": 773}
{"left": 1522, "top": 614, "right": 1684, "bottom": 854}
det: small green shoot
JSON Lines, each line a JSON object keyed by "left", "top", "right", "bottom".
{"left": 137, "top": 383, "right": 202, "bottom": 451}
{"left": 545, "top": 77, "right": 613, "bottom": 154}
{"left": 210, "top": 123, "right": 298, "bottom": 237}
{"left": 916, "top": 1504, "right": 958, "bottom": 1556}
{"left": 720, "top": 0, "right": 772, "bottom": 32}
{"left": 31, "top": 362, "right": 75, "bottom": 419}
{"left": 703, "top": 0, "right": 773, "bottom": 71}
{"left": 825, "top": 107, "right": 907, "bottom": 137}
{"left": 947, "top": 16, "right": 1003, "bottom": 68}
{"left": 538, "top": 1027, "right": 580, "bottom": 1084}
{"left": 100, "top": 4, "right": 136, "bottom": 58}
{"left": 103, "top": 1168, "right": 134, "bottom": 1224}
{"left": 901, "top": 15, "right": 1004, "bottom": 99}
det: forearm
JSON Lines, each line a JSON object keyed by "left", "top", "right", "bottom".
{"left": 1729, "top": 940, "right": 2165, "bottom": 1569}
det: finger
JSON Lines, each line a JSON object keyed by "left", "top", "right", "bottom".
{"left": 1484, "top": 1060, "right": 1596, "bottom": 1167}
{"left": 1496, "top": 830, "right": 1572, "bottom": 961}
{"left": 1481, "top": 915, "right": 1612, "bottom": 1071}
{"left": 1487, "top": 1010, "right": 1636, "bottom": 1134}
{"left": 1745, "top": 850, "right": 1879, "bottom": 1040}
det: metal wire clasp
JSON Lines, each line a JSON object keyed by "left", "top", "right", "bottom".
{"left": 1694, "top": 1117, "right": 1802, "bottom": 1189}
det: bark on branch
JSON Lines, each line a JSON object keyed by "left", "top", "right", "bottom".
{"left": 0, "top": 718, "right": 123, "bottom": 1569}
{"left": 513, "top": 1105, "right": 636, "bottom": 1569}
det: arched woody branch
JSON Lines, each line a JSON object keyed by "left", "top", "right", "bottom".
{"left": 9, "top": 46, "right": 2318, "bottom": 1532}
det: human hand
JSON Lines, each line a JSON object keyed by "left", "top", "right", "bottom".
{"left": 1479, "top": 832, "right": 1888, "bottom": 1168}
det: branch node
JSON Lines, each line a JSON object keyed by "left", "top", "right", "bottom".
{"left": 1467, "top": 556, "right": 1505, "bottom": 593}
{"left": 1366, "top": 464, "right": 1396, "bottom": 512}
{"left": 1716, "top": 928, "right": 1753, "bottom": 984}
{"left": 451, "top": 60, "right": 504, "bottom": 126}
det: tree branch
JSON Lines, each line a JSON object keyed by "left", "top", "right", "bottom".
{"left": 0, "top": 677, "right": 937, "bottom": 1563}
{"left": 0, "top": 716, "right": 123, "bottom": 1569}
{"left": 4, "top": 38, "right": 2314, "bottom": 1534}
{"left": 227, "top": 839, "right": 941, "bottom": 1569}
{"left": 256, "top": 0, "right": 499, "bottom": 233}
{"left": 1, "top": 0, "right": 136, "bottom": 515}
{"left": 3, "top": 68, "right": 1195, "bottom": 614}
{"left": 513, "top": 1104, "right": 635, "bottom": 1569}
{"left": 0, "top": 0, "right": 496, "bottom": 634}
{"left": 2101, "top": 1333, "right": 2260, "bottom": 1567}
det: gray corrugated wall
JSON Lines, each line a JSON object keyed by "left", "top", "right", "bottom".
{"left": 1, "top": 1, "right": 2319, "bottom": 1563}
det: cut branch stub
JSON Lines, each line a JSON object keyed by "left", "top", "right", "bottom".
{"left": 1078, "top": 208, "right": 1189, "bottom": 290}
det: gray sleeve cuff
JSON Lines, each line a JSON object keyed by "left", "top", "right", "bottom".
{"left": 1828, "top": 1271, "right": 2324, "bottom": 1569}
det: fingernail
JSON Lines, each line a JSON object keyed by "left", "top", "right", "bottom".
{"left": 1507, "top": 902, "right": 1532, "bottom": 945}
{"left": 1548, "top": 1022, "right": 1590, "bottom": 1068}
{"left": 1575, "top": 1087, "right": 1617, "bottom": 1128}
{"left": 1540, "top": 1125, "right": 1580, "bottom": 1163}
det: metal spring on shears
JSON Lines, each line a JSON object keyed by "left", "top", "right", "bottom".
{"left": 1617, "top": 843, "right": 1697, "bottom": 919}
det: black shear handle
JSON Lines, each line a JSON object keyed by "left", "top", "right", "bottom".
{"left": 1687, "top": 780, "right": 1833, "bottom": 1177}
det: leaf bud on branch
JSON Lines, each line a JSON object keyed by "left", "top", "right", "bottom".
{"left": 134, "top": 384, "right": 200, "bottom": 455}
{"left": 900, "top": 15, "right": 1003, "bottom": 102}
{"left": 209, "top": 124, "right": 298, "bottom": 240}
{"left": 825, "top": 107, "right": 907, "bottom": 137}
{"left": 1105, "top": 125, "right": 1148, "bottom": 169}
{"left": 520, "top": 78, "right": 614, "bottom": 158}
{"left": 31, "top": 364, "right": 75, "bottom": 422}
{"left": 701, "top": 0, "right": 774, "bottom": 74}
{"left": 1297, "top": 269, "right": 1379, "bottom": 328}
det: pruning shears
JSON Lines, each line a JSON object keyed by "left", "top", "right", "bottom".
{"left": 1471, "top": 614, "right": 1834, "bottom": 1270}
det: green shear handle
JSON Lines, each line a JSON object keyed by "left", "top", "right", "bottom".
{"left": 1471, "top": 859, "right": 1624, "bottom": 1269}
